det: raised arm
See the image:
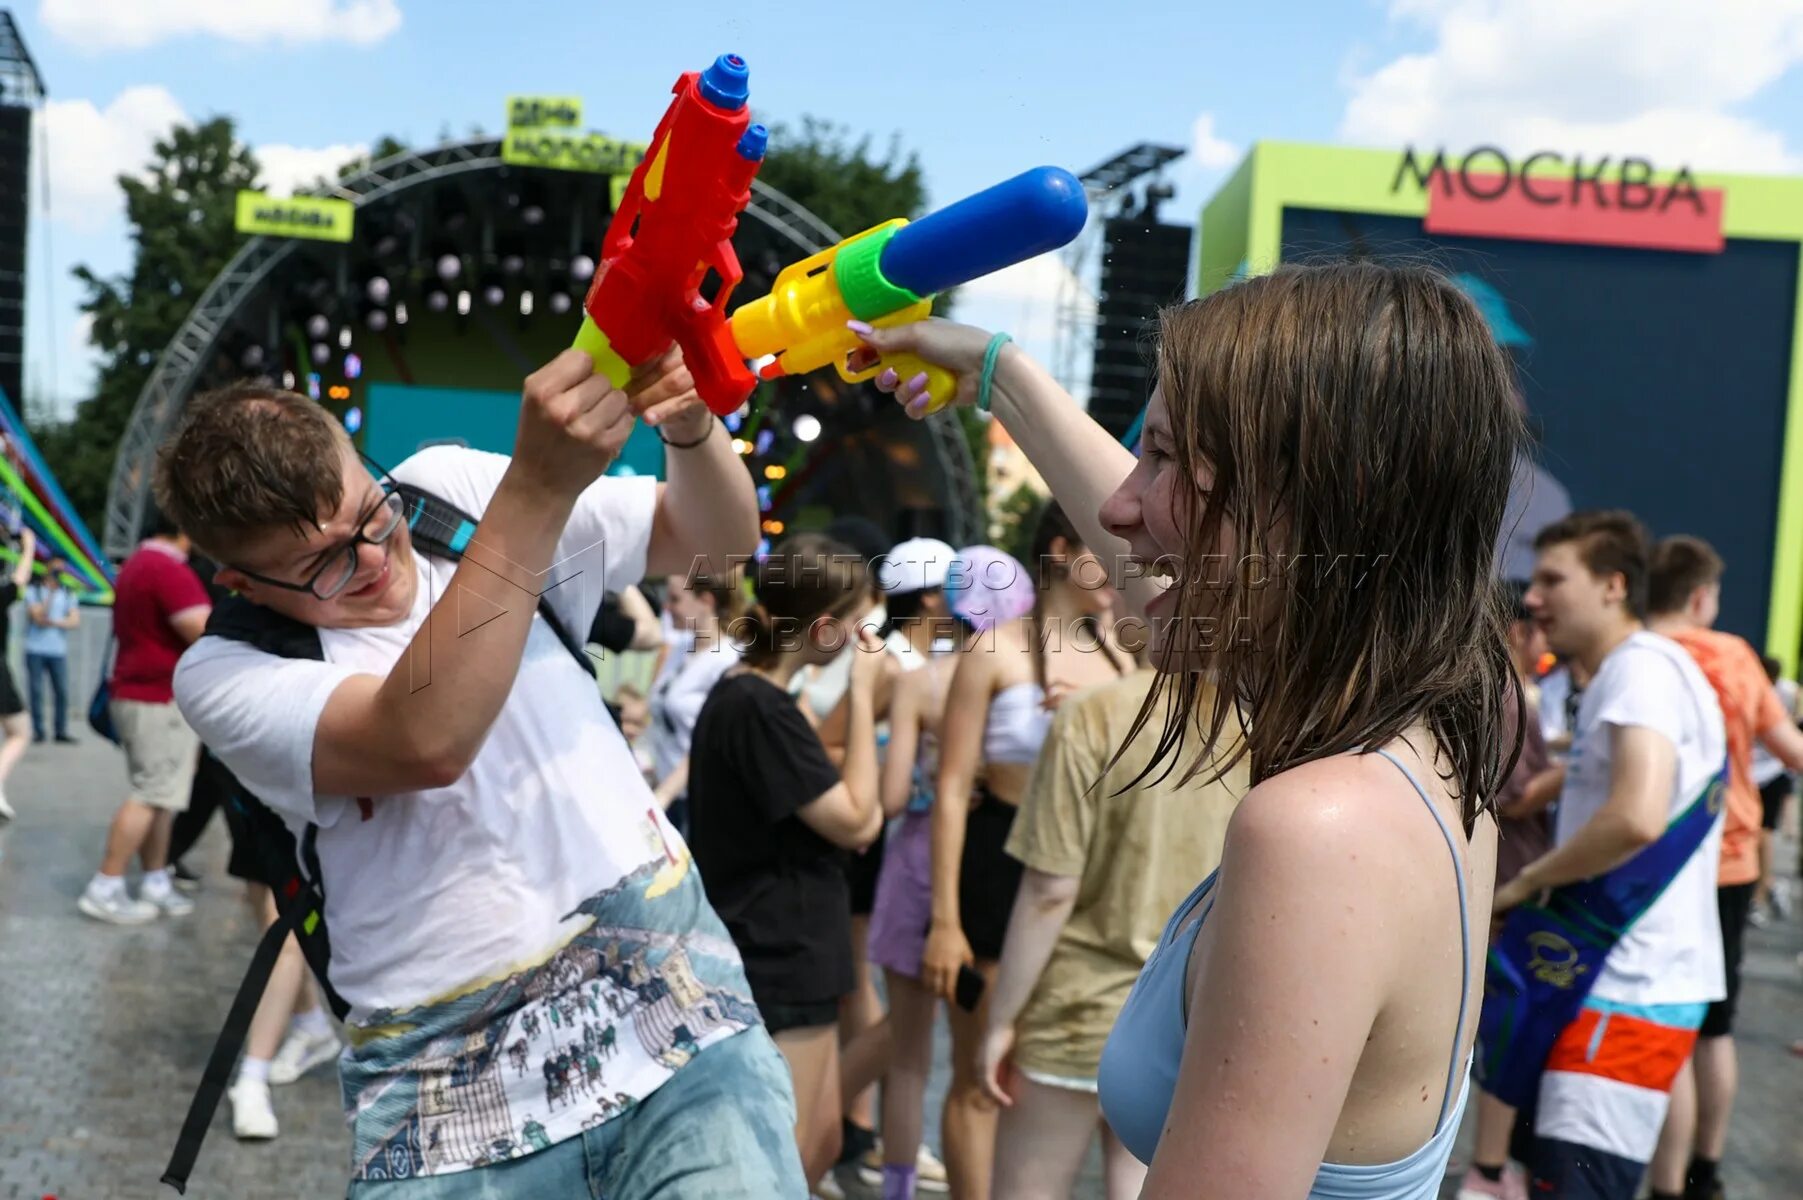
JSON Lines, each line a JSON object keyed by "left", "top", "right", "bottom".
{"left": 310, "top": 350, "right": 640, "bottom": 796}
{"left": 615, "top": 584, "right": 667, "bottom": 652}
{"left": 637, "top": 346, "right": 759, "bottom": 579}
{"left": 8, "top": 530, "right": 33, "bottom": 591}
{"left": 796, "top": 628, "right": 885, "bottom": 849}
{"left": 851, "top": 319, "right": 1161, "bottom": 618}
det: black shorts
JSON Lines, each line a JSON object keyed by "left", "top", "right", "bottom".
{"left": 1759, "top": 774, "right": 1792, "bottom": 831}
{"left": 1700, "top": 882, "right": 1755, "bottom": 1038}
{"left": 958, "top": 791, "right": 1023, "bottom": 961}
{"left": 0, "top": 663, "right": 20, "bottom": 718}
{"left": 759, "top": 999, "right": 842, "bottom": 1036}
{"left": 848, "top": 823, "right": 886, "bottom": 917}
{"left": 1532, "top": 1136, "right": 1646, "bottom": 1199}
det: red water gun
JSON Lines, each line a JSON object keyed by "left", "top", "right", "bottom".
{"left": 572, "top": 53, "right": 768, "bottom": 414}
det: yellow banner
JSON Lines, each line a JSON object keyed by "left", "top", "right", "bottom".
{"left": 502, "top": 128, "right": 648, "bottom": 177}
{"left": 234, "top": 192, "right": 355, "bottom": 243}
{"left": 506, "top": 95, "right": 583, "bottom": 130}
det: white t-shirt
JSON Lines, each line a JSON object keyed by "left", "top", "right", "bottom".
{"left": 174, "top": 447, "right": 758, "bottom": 1181}
{"left": 647, "top": 631, "right": 741, "bottom": 785}
{"left": 1556, "top": 631, "right": 1728, "bottom": 1007}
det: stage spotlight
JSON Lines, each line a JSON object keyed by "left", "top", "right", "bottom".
{"left": 426, "top": 289, "right": 450, "bottom": 313}
{"left": 306, "top": 373, "right": 322, "bottom": 401}
{"left": 366, "top": 276, "right": 391, "bottom": 304}
{"left": 571, "top": 254, "right": 596, "bottom": 281}
{"left": 395, "top": 302, "right": 409, "bottom": 325}
{"left": 436, "top": 254, "right": 462, "bottom": 281}
{"left": 365, "top": 309, "right": 389, "bottom": 332}
{"left": 457, "top": 290, "right": 472, "bottom": 316}
{"left": 501, "top": 254, "right": 525, "bottom": 276}
{"left": 240, "top": 345, "right": 265, "bottom": 369}
{"left": 338, "top": 326, "right": 353, "bottom": 349}
{"left": 282, "top": 371, "right": 296, "bottom": 389}
{"left": 344, "top": 406, "right": 364, "bottom": 434}
{"left": 482, "top": 282, "right": 505, "bottom": 308}
{"left": 548, "top": 291, "right": 572, "bottom": 315}
{"left": 306, "top": 314, "right": 330, "bottom": 339}
{"left": 344, "top": 353, "right": 363, "bottom": 380}
{"left": 520, "top": 291, "right": 535, "bottom": 316}
{"left": 793, "top": 414, "right": 822, "bottom": 443}
{"left": 311, "top": 343, "right": 330, "bottom": 365}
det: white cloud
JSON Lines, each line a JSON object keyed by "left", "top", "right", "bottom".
{"left": 36, "top": 85, "right": 187, "bottom": 233}
{"left": 257, "top": 142, "right": 369, "bottom": 196}
{"left": 1190, "top": 112, "right": 1240, "bottom": 170}
{"left": 1341, "top": 0, "right": 1803, "bottom": 172}
{"left": 40, "top": 0, "right": 402, "bottom": 51}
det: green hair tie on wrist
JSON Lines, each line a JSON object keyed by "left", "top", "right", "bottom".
{"left": 977, "top": 332, "right": 1014, "bottom": 414}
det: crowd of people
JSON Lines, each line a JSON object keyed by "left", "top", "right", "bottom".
{"left": 11, "top": 260, "right": 1803, "bottom": 1200}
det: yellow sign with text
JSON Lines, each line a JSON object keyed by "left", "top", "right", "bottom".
{"left": 234, "top": 192, "right": 355, "bottom": 242}
{"left": 502, "top": 127, "right": 649, "bottom": 178}
{"left": 506, "top": 95, "right": 583, "bottom": 130}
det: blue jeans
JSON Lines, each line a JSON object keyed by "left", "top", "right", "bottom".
{"left": 25, "top": 653, "right": 67, "bottom": 740}
{"left": 344, "top": 1028, "right": 806, "bottom": 1199}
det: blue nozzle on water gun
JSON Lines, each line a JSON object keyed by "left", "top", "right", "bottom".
{"left": 736, "top": 123, "right": 769, "bottom": 162}
{"left": 698, "top": 53, "right": 750, "bottom": 111}
{"left": 880, "top": 166, "right": 1089, "bottom": 298}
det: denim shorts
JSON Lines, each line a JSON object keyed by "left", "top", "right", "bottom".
{"left": 345, "top": 1028, "right": 807, "bottom": 1199}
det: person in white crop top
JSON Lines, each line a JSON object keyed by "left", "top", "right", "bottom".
{"left": 921, "top": 504, "right": 1128, "bottom": 1199}
{"left": 852, "top": 261, "right": 1521, "bottom": 1199}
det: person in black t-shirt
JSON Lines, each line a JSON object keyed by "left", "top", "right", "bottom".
{"left": 687, "top": 532, "right": 885, "bottom": 1190}
{"left": 0, "top": 527, "right": 36, "bottom": 820}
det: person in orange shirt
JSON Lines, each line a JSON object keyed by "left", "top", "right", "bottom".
{"left": 1644, "top": 535, "right": 1803, "bottom": 1200}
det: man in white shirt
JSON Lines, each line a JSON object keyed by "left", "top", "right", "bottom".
{"left": 1510, "top": 511, "right": 1727, "bottom": 1200}
{"left": 157, "top": 348, "right": 805, "bottom": 1197}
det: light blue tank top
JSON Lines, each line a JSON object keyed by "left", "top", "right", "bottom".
{"left": 1098, "top": 748, "right": 1474, "bottom": 1199}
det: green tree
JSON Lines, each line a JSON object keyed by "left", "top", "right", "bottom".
{"left": 756, "top": 116, "right": 926, "bottom": 237}
{"left": 32, "top": 118, "right": 260, "bottom": 535}
{"left": 993, "top": 480, "right": 1047, "bottom": 565}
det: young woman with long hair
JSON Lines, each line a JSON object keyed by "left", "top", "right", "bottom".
{"left": 685, "top": 533, "right": 885, "bottom": 1189}
{"left": 853, "top": 260, "right": 1523, "bottom": 1198}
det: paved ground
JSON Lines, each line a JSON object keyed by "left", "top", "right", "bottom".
{"left": 2, "top": 732, "right": 1798, "bottom": 1199}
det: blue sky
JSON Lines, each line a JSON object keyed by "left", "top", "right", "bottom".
{"left": 15, "top": 0, "right": 1803, "bottom": 417}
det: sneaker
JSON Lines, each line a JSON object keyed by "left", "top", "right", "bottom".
{"left": 1749, "top": 906, "right": 1771, "bottom": 929}
{"left": 1455, "top": 1164, "right": 1528, "bottom": 1200}
{"left": 229, "top": 1080, "right": 279, "bottom": 1140}
{"left": 54, "top": 734, "right": 77, "bottom": 745}
{"left": 77, "top": 888, "right": 158, "bottom": 925}
{"left": 170, "top": 860, "right": 202, "bottom": 893}
{"left": 144, "top": 887, "right": 195, "bottom": 917}
{"left": 268, "top": 1025, "right": 341, "bottom": 1085}
{"left": 0, "top": 789, "right": 13, "bottom": 821}
{"left": 812, "top": 1172, "right": 846, "bottom": 1200}
{"left": 1773, "top": 879, "right": 1794, "bottom": 919}
{"left": 857, "top": 1144, "right": 950, "bottom": 1193}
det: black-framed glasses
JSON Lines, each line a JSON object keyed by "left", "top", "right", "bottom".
{"left": 232, "top": 458, "right": 406, "bottom": 600}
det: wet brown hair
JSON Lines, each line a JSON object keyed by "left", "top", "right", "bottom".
{"left": 1134, "top": 261, "right": 1525, "bottom": 833}
{"left": 153, "top": 381, "right": 351, "bottom": 558}
{"left": 739, "top": 532, "right": 868, "bottom": 668}
{"left": 1648, "top": 534, "right": 1723, "bottom": 618}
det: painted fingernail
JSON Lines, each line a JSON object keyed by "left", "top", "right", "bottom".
{"left": 877, "top": 367, "right": 899, "bottom": 388}
{"left": 908, "top": 396, "right": 930, "bottom": 417}
{"left": 906, "top": 372, "right": 929, "bottom": 393}
{"left": 847, "top": 320, "right": 875, "bottom": 336}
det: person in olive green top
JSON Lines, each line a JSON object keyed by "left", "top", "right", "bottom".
{"left": 977, "top": 666, "right": 1248, "bottom": 1199}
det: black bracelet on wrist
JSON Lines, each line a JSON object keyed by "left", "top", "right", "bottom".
{"left": 657, "top": 417, "right": 717, "bottom": 449}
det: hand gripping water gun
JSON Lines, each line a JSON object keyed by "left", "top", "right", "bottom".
{"left": 729, "top": 166, "right": 1089, "bottom": 413}
{"left": 572, "top": 53, "right": 769, "bottom": 410}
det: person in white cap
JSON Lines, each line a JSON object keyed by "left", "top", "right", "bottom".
{"left": 860, "top": 535, "right": 965, "bottom": 1197}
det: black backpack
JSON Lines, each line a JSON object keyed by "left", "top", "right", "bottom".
{"left": 162, "top": 482, "right": 596, "bottom": 1194}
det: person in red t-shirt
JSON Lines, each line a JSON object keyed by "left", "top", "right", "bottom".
{"left": 1644, "top": 535, "right": 1803, "bottom": 1200}
{"left": 77, "top": 510, "right": 213, "bottom": 925}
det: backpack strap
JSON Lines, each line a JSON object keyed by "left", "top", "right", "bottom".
{"left": 396, "top": 481, "right": 595, "bottom": 678}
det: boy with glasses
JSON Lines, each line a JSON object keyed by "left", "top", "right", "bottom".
{"left": 160, "top": 350, "right": 805, "bottom": 1197}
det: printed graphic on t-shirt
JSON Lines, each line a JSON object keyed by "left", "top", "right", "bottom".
{"left": 344, "top": 845, "right": 757, "bottom": 1181}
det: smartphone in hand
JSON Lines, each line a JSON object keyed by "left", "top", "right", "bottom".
{"left": 954, "top": 964, "right": 986, "bottom": 1013}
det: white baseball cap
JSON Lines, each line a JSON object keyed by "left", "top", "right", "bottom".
{"left": 876, "top": 537, "right": 957, "bottom": 595}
